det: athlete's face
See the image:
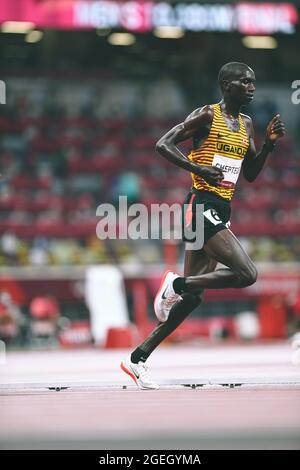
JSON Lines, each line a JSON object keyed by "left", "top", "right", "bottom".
{"left": 227, "top": 68, "right": 256, "bottom": 105}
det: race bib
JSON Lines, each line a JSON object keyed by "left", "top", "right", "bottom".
{"left": 212, "top": 154, "right": 243, "bottom": 188}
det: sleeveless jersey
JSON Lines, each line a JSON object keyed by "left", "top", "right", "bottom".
{"left": 188, "top": 103, "right": 249, "bottom": 201}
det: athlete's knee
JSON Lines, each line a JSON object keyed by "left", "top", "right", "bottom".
{"left": 236, "top": 263, "right": 257, "bottom": 287}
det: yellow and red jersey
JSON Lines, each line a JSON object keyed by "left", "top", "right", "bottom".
{"left": 188, "top": 103, "right": 250, "bottom": 201}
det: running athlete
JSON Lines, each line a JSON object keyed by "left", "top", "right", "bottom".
{"left": 121, "top": 62, "right": 285, "bottom": 389}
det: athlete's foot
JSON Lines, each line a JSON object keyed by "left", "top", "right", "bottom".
{"left": 154, "top": 271, "right": 182, "bottom": 322}
{"left": 121, "top": 356, "right": 160, "bottom": 390}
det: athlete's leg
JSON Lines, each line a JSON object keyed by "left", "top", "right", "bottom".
{"left": 131, "top": 247, "right": 216, "bottom": 361}
{"left": 184, "top": 245, "right": 218, "bottom": 277}
{"left": 174, "top": 228, "right": 257, "bottom": 295}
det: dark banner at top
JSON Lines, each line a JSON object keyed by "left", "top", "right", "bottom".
{"left": 0, "top": 1, "right": 298, "bottom": 33}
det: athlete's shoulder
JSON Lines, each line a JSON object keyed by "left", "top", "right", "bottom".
{"left": 240, "top": 112, "right": 254, "bottom": 135}
{"left": 186, "top": 104, "right": 214, "bottom": 119}
{"left": 184, "top": 104, "right": 214, "bottom": 128}
{"left": 240, "top": 112, "right": 252, "bottom": 122}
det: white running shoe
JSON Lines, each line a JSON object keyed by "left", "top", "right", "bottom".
{"left": 154, "top": 270, "right": 182, "bottom": 322}
{"left": 121, "top": 356, "right": 160, "bottom": 390}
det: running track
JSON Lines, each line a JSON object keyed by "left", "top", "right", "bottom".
{"left": 1, "top": 342, "right": 300, "bottom": 449}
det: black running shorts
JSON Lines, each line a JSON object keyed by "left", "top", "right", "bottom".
{"left": 182, "top": 188, "right": 231, "bottom": 246}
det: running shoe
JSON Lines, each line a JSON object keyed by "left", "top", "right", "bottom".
{"left": 121, "top": 356, "right": 160, "bottom": 390}
{"left": 154, "top": 270, "right": 181, "bottom": 322}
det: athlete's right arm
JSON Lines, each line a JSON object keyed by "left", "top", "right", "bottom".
{"left": 155, "top": 106, "right": 224, "bottom": 186}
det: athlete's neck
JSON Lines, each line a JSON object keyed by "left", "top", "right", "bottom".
{"left": 219, "top": 99, "right": 241, "bottom": 119}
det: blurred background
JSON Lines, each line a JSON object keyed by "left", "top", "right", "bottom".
{"left": 0, "top": 0, "right": 300, "bottom": 351}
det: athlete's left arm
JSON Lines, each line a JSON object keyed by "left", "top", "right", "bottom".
{"left": 242, "top": 114, "right": 285, "bottom": 182}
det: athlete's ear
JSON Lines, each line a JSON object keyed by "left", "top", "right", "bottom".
{"left": 222, "top": 79, "right": 230, "bottom": 92}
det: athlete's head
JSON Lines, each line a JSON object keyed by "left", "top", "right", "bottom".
{"left": 218, "top": 62, "right": 256, "bottom": 105}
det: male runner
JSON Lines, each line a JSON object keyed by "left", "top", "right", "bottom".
{"left": 121, "top": 62, "right": 285, "bottom": 389}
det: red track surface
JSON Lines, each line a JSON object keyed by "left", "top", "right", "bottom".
{"left": 1, "top": 343, "right": 300, "bottom": 449}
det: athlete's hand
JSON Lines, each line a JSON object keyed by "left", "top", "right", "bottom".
{"left": 266, "top": 114, "right": 285, "bottom": 143}
{"left": 196, "top": 165, "right": 224, "bottom": 186}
